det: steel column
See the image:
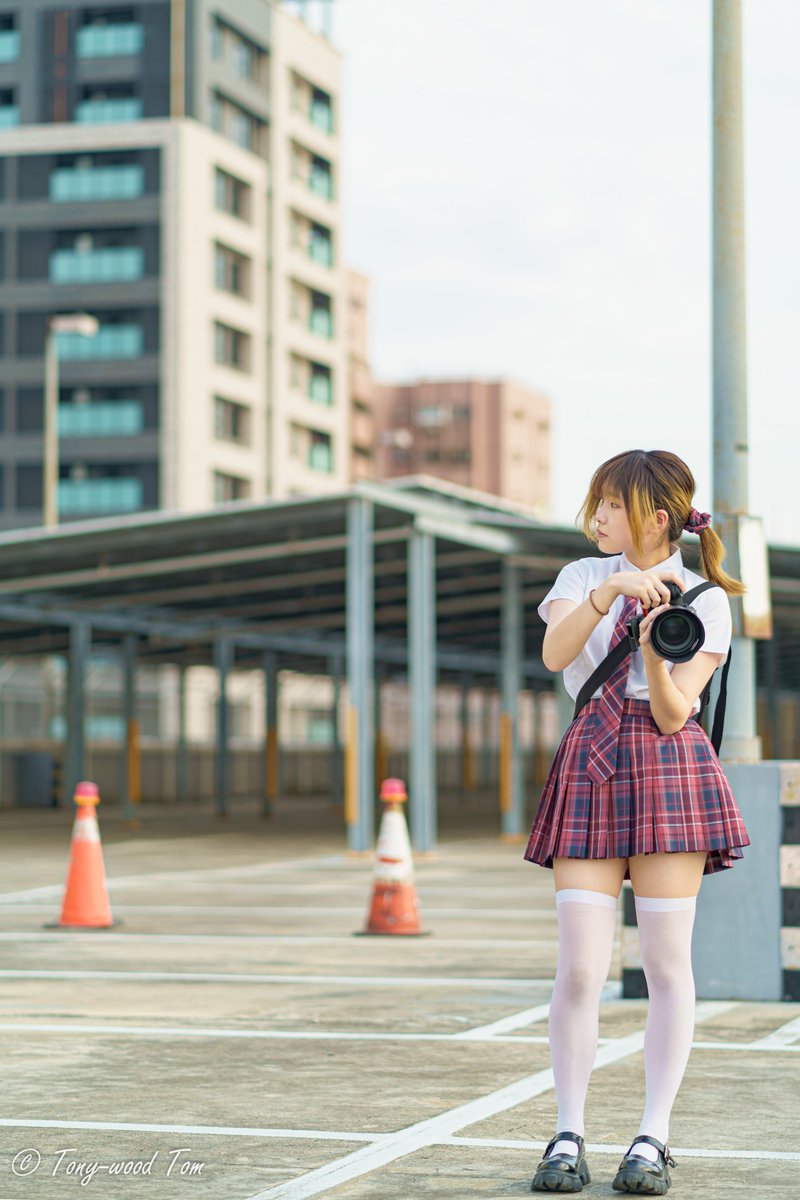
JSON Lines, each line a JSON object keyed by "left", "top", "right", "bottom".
{"left": 119, "top": 633, "right": 139, "bottom": 821}
{"left": 65, "top": 621, "right": 90, "bottom": 802}
{"left": 345, "top": 498, "right": 375, "bottom": 851}
{"left": 712, "top": 0, "right": 759, "bottom": 760}
{"left": 214, "top": 638, "right": 232, "bottom": 817}
{"left": 408, "top": 527, "right": 436, "bottom": 852}
{"left": 329, "top": 653, "right": 344, "bottom": 810}
{"left": 263, "top": 651, "right": 278, "bottom": 817}
{"left": 500, "top": 561, "right": 524, "bottom": 837}
{"left": 176, "top": 665, "right": 188, "bottom": 802}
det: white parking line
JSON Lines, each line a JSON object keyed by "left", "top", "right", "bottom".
{"left": 454, "top": 981, "right": 622, "bottom": 1040}
{"left": 747, "top": 1015, "right": 800, "bottom": 1048}
{"left": 0, "top": 1117, "right": 376, "bottom": 1142}
{"left": 0, "top": 931, "right": 551, "bottom": 947}
{"left": 0, "top": 855, "right": 349, "bottom": 904}
{"left": 0, "top": 969, "right": 553, "bottom": 988}
{"left": 242, "top": 1003, "right": 736, "bottom": 1200}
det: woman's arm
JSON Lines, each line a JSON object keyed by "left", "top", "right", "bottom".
{"left": 542, "top": 570, "right": 685, "bottom": 673}
{"left": 639, "top": 603, "right": 725, "bottom": 734}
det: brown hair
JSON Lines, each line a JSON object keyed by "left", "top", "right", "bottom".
{"left": 577, "top": 449, "right": 745, "bottom": 596}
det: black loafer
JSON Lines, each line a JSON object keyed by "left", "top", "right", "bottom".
{"left": 531, "top": 1130, "right": 591, "bottom": 1192}
{"left": 611, "top": 1134, "right": 677, "bottom": 1194}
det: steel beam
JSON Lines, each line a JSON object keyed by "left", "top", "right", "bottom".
{"left": 176, "top": 664, "right": 188, "bottom": 803}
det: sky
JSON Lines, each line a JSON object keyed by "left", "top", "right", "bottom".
{"left": 304, "top": 0, "right": 800, "bottom": 545}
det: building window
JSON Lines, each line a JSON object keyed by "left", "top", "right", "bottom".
{"left": 308, "top": 362, "right": 332, "bottom": 406}
{"left": 309, "top": 86, "right": 334, "bottom": 133}
{"left": 50, "top": 161, "right": 144, "bottom": 202}
{"left": 213, "top": 321, "right": 250, "bottom": 371}
{"left": 210, "top": 17, "right": 225, "bottom": 60}
{"left": 213, "top": 243, "right": 250, "bottom": 298}
{"left": 308, "top": 222, "right": 333, "bottom": 267}
{"left": 308, "top": 430, "right": 333, "bottom": 473}
{"left": 213, "top": 396, "right": 250, "bottom": 444}
{"left": 213, "top": 470, "right": 250, "bottom": 503}
{"left": 0, "top": 15, "right": 19, "bottom": 64}
{"left": 308, "top": 291, "right": 333, "bottom": 339}
{"left": 0, "top": 88, "right": 19, "bottom": 128}
{"left": 211, "top": 92, "right": 263, "bottom": 153}
{"left": 233, "top": 36, "right": 259, "bottom": 81}
{"left": 76, "top": 88, "right": 142, "bottom": 124}
{"left": 214, "top": 168, "right": 251, "bottom": 221}
{"left": 309, "top": 154, "right": 333, "bottom": 200}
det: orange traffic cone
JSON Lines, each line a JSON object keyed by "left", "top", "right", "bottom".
{"left": 51, "top": 781, "right": 115, "bottom": 929}
{"left": 360, "top": 778, "right": 427, "bottom": 936}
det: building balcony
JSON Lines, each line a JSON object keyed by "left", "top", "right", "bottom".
{"left": 50, "top": 247, "right": 144, "bottom": 285}
{"left": 75, "top": 98, "right": 143, "bottom": 124}
{"left": 59, "top": 401, "right": 144, "bottom": 437}
{"left": 58, "top": 477, "right": 143, "bottom": 515}
{"left": 56, "top": 324, "right": 144, "bottom": 361}
{"left": 50, "top": 164, "right": 145, "bottom": 203}
{"left": 76, "top": 24, "right": 143, "bottom": 59}
{"left": 0, "top": 104, "right": 19, "bottom": 127}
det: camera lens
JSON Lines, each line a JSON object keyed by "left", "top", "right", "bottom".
{"left": 650, "top": 609, "right": 705, "bottom": 663}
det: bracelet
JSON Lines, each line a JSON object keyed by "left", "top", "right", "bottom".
{"left": 589, "top": 588, "right": 610, "bottom": 617}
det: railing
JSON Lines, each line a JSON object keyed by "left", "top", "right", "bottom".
{"left": 50, "top": 247, "right": 144, "bottom": 284}
{"left": 75, "top": 98, "right": 143, "bottom": 124}
{"left": 50, "top": 165, "right": 144, "bottom": 202}
{"left": 76, "top": 24, "right": 143, "bottom": 58}
{"left": 59, "top": 402, "right": 143, "bottom": 437}
{"left": 58, "top": 477, "right": 143, "bottom": 515}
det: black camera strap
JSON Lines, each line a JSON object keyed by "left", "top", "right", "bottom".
{"left": 571, "top": 580, "right": 731, "bottom": 754}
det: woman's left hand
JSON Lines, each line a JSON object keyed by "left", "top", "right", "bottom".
{"left": 638, "top": 603, "right": 670, "bottom": 656}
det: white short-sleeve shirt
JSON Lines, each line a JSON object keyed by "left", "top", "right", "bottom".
{"left": 538, "top": 547, "right": 732, "bottom": 713}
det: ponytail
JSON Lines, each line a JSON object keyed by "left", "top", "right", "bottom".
{"left": 697, "top": 526, "right": 746, "bottom": 596}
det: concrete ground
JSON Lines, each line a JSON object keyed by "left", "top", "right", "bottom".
{"left": 0, "top": 798, "right": 796, "bottom": 1199}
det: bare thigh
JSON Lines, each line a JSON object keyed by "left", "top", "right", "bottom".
{"left": 553, "top": 856, "right": 628, "bottom": 900}
{"left": 627, "top": 851, "right": 707, "bottom": 898}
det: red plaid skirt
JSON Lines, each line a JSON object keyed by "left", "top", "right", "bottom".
{"left": 524, "top": 698, "right": 750, "bottom": 879}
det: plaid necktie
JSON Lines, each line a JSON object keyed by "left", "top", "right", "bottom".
{"left": 586, "top": 595, "right": 639, "bottom": 784}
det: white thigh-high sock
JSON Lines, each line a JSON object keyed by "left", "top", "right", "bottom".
{"left": 546, "top": 888, "right": 618, "bottom": 1158}
{"left": 630, "top": 894, "right": 698, "bottom": 1163}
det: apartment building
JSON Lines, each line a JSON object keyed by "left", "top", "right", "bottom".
{"left": 0, "top": 0, "right": 346, "bottom": 529}
{"left": 373, "top": 378, "right": 552, "bottom": 515}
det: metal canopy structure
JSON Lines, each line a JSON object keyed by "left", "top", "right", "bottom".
{"left": 0, "top": 475, "right": 797, "bottom": 851}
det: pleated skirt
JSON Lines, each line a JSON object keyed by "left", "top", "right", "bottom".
{"left": 523, "top": 698, "right": 751, "bottom": 879}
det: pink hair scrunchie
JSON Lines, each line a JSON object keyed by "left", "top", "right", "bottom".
{"left": 684, "top": 507, "right": 711, "bottom": 532}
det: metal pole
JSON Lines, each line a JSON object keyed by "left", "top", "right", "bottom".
{"left": 65, "top": 622, "right": 90, "bottom": 801}
{"left": 263, "top": 650, "right": 278, "bottom": 817}
{"left": 214, "top": 638, "right": 232, "bottom": 816}
{"left": 712, "top": 0, "right": 760, "bottom": 761}
{"left": 408, "top": 527, "right": 436, "bottom": 852}
{"left": 119, "top": 633, "right": 138, "bottom": 821}
{"left": 345, "top": 498, "right": 375, "bottom": 851}
{"left": 500, "top": 561, "right": 524, "bottom": 838}
{"left": 329, "top": 652, "right": 344, "bottom": 810}
{"left": 176, "top": 664, "right": 188, "bottom": 802}
{"left": 43, "top": 325, "right": 59, "bottom": 528}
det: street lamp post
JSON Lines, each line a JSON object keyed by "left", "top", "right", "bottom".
{"left": 43, "top": 313, "right": 99, "bottom": 528}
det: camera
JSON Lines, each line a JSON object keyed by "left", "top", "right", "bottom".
{"left": 626, "top": 580, "right": 706, "bottom": 663}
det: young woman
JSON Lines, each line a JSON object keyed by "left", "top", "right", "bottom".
{"left": 525, "top": 449, "right": 750, "bottom": 1195}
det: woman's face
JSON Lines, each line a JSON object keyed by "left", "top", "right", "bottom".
{"left": 594, "top": 492, "right": 670, "bottom": 556}
{"left": 594, "top": 493, "right": 632, "bottom": 553}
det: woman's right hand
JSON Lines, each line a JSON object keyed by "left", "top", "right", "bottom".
{"left": 597, "top": 570, "right": 685, "bottom": 613}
